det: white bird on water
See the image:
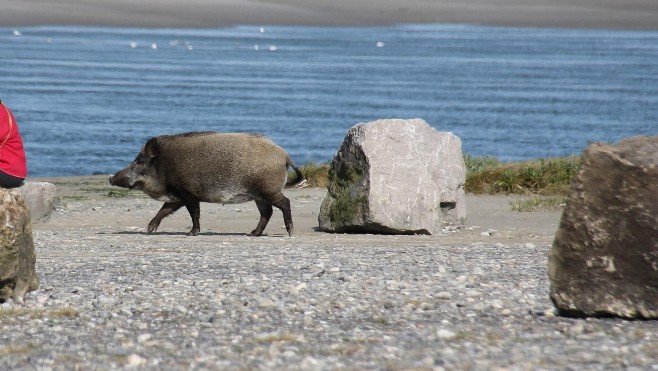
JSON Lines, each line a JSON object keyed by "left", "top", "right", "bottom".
{"left": 12, "top": 30, "right": 21, "bottom": 36}
{"left": 151, "top": 43, "right": 157, "bottom": 49}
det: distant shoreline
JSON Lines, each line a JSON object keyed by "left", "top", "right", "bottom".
{"left": 1, "top": 0, "right": 657, "bottom": 30}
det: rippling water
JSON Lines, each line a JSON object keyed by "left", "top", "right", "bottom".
{"left": 1, "top": 24, "right": 656, "bottom": 177}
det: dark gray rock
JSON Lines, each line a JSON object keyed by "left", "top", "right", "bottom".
{"left": 0, "top": 189, "right": 39, "bottom": 302}
{"left": 548, "top": 136, "right": 658, "bottom": 319}
{"left": 318, "top": 118, "right": 465, "bottom": 234}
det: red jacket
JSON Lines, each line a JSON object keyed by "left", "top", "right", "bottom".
{"left": 0, "top": 102, "right": 27, "bottom": 178}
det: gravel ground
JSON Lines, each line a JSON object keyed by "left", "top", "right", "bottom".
{"left": 1, "top": 180, "right": 657, "bottom": 370}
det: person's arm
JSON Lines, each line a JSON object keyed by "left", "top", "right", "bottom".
{"left": 0, "top": 103, "right": 13, "bottom": 147}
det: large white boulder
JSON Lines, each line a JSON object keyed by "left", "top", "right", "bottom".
{"left": 318, "top": 118, "right": 466, "bottom": 234}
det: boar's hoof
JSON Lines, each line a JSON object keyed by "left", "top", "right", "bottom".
{"left": 187, "top": 228, "right": 200, "bottom": 236}
{"left": 147, "top": 223, "right": 159, "bottom": 234}
{"left": 249, "top": 229, "right": 264, "bottom": 237}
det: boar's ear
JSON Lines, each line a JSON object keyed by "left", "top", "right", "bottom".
{"left": 143, "top": 137, "right": 160, "bottom": 160}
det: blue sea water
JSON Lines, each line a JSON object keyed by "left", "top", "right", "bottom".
{"left": 0, "top": 24, "right": 656, "bottom": 177}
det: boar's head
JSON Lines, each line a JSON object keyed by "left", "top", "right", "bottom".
{"left": 109, "top": 137, "right": 167, "bottom": 196}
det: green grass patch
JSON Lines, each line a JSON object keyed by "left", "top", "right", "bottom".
{"left": 106, "top": 189, "right": 133, "bottom": 198}
{"left": 61, "top": 195, "right": 88, "bottom": 201}
{"left": 49, "top": 181, "right": 79, "bottom": 187}
{"left": 79, "top": 186, "right": 117, "bottom": 193}
{"left": 510, "top": 196, "right": 567, "bottom": 212}
{"left": 0, "top": 343, "right": 34, "bottom": 356}
{"left": 0, "top": 308, "right": 36, "bottom": 318}
{"left": 0, "top": 307, "right": 79, "bottom": 319}
{"left": 463, "top": 154, "right": 502, "bottom": 173}
{"left": 289, "top": 162, "right": 330, "bottom": 188}
{"left": 76, "top": 186, "right": 144, "bottom": 198}
{"left": 465, "top": 155, "right": 580, "bottom": 196}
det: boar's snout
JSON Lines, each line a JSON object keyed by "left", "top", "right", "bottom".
{"left": 109, "top": 169, "right": 136, "bottom": 189}
{"left": 109, "top": 174, "right": 125, "bottom": 187}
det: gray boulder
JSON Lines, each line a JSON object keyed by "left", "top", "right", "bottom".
{"left": 0, "top": 189, "right": 40, "bottom": 302}
{"left": 318, "top": 118, "right": 465, "bottom": 234}
{"left": 14, "top": 182, "right": 57, "bottom": 223}
{"left": 548, "top": 136, "right": 658, "bottom": 319}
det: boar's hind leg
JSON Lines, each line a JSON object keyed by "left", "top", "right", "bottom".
{"left": 249, "top": 193, "right": 293, "bottom": 237}
{"left": 272, "top": 192, "right": 294, "bottom": 236}
{"left": 250, "top": 200, "right": 273, "bottom": 237}
{"left": 148, "top": 201, "right": 184, "bottom": 234}
{"left": 273, "top": 193, "right": 294, "bottom": 237}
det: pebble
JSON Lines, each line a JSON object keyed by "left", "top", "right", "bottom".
{"left": 36, "top": 294, "right": 49, "bottom": 303}
{"left": 436, "top": 329, "right": 457, "bottom": 340}
{"left": 137, "top": 333, "right": 151, "bottom": 343}
{"left": 126, "top": 354, "right": 146, "bottom": 367}
{"left": 436, "top": 291, "right": 453, "bottom": 300}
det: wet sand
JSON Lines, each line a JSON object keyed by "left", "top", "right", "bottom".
{"left": 1, "top": 0, "right": 657, "bottom": 30}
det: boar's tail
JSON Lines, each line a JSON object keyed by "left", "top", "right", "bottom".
{"left": 285, "top": 157, "right": 307, "bottom": 189}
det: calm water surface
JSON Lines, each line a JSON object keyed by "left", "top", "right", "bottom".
{"left": 1, "top": 24, "right": 656, "bottom": 177}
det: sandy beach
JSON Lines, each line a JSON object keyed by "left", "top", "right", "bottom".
{"left": 1, "top": 177, "right": 656, "bottom": 369}
{"left": 1, "top": 0, "right": 657, "bottom": 29}
{"left": 34, "top": 175, "right": 562, "bottom": 244}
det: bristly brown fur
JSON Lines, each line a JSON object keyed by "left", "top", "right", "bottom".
{"left": 110, "top": 131, "right": 304, "bottom": 236}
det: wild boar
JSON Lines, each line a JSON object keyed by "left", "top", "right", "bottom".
{"left": 109, "top": 132, "right": 305, "bottom": 236}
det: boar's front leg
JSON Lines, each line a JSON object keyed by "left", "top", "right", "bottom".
{"left": 148, "top": 201, "right": 185, "bottom": 234}
{"left": 182, "top": 196, "right": 202, "bottom": 236}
